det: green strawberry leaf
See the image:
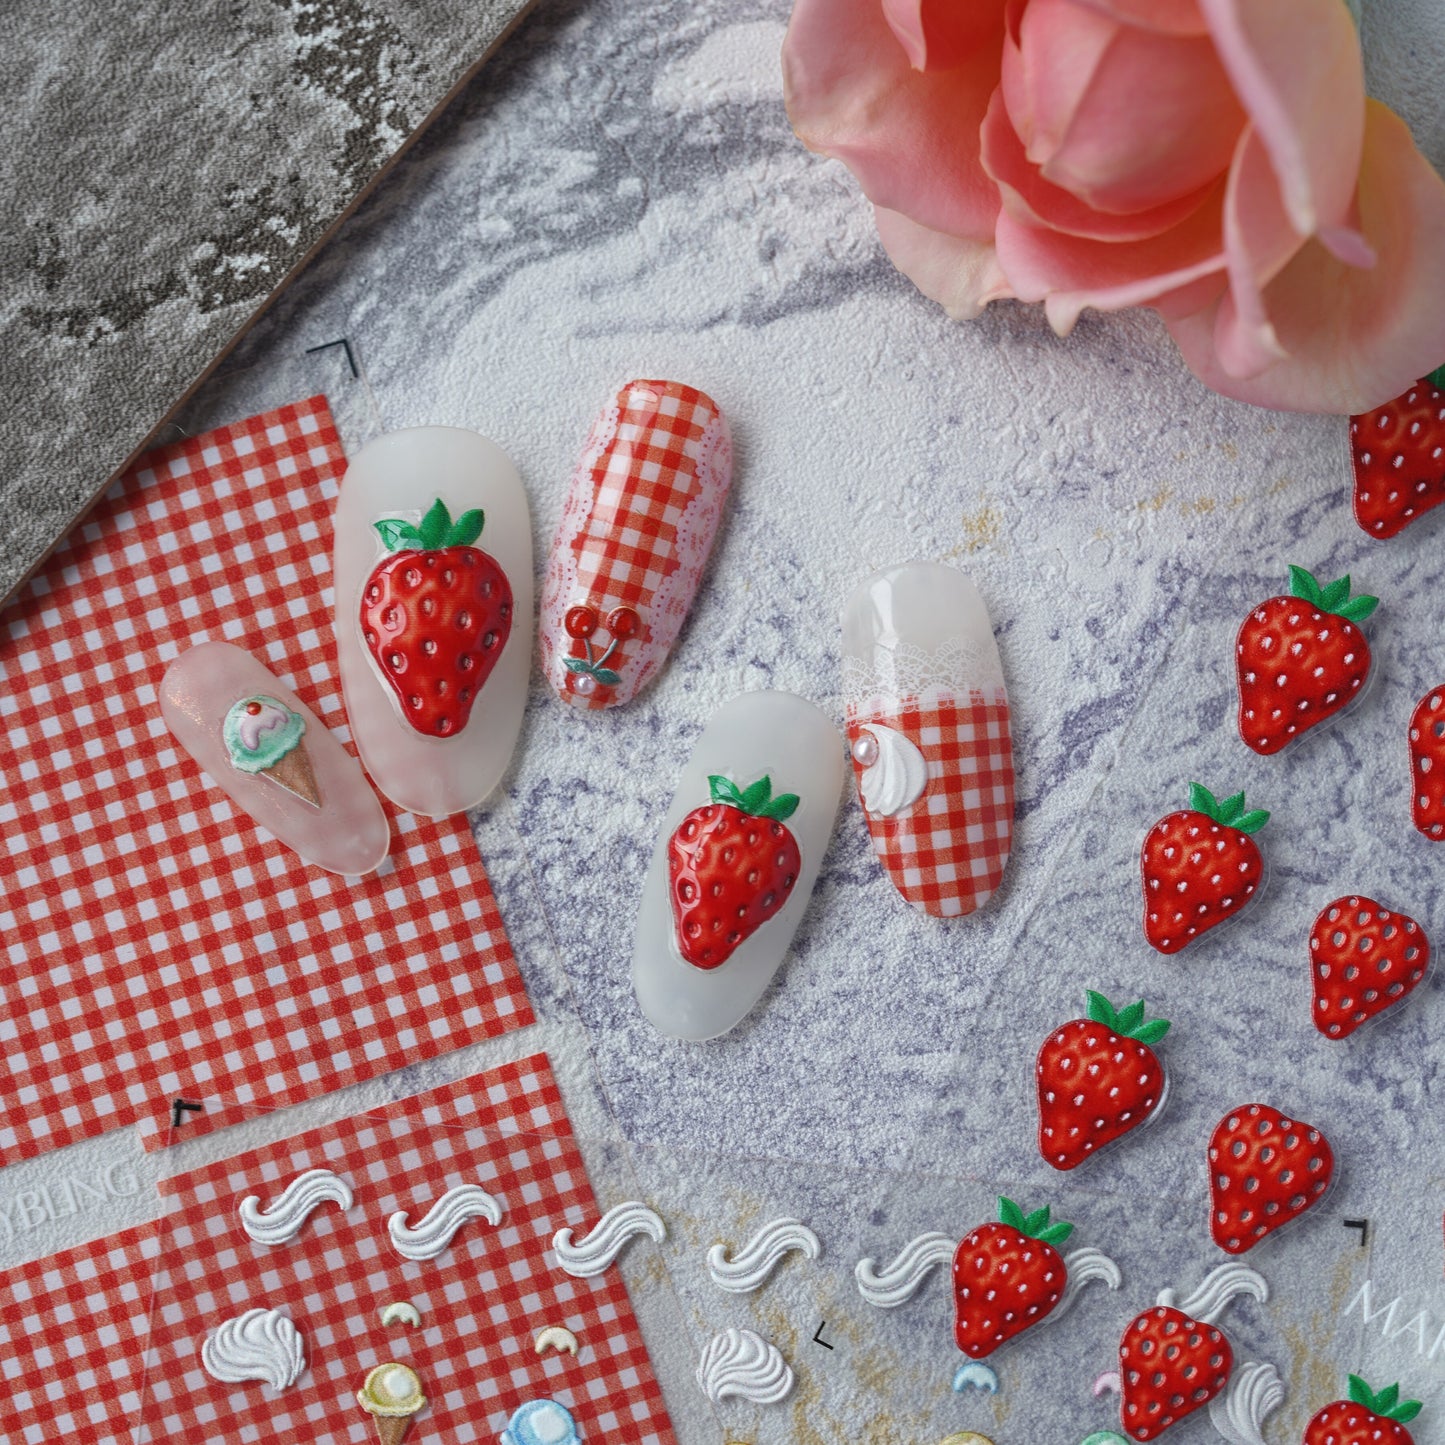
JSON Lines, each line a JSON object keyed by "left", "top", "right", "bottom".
{"left": 1427, "top": 363, "right": 1445, "bottom": 389}
{"left": 997, "top": 1197, "right": 1026, "bottom": 1231}
{"left": 1375, "top": 1383, "right": 1400, "bottom": 1414}
{"left": 1115, "top": 1000, "right": 1146, "bottom": 1034}
{"left": 1288, "top": 564, "right": 1323, "bottom": 606}
{"left": 1347, "top": 1376, "right": 1374, "bottom": 1407}
{"left": 760, "top": 793, "right": 800, "bottom": 821}
{"left": 1085, "top": 991, "right": 1118, "bottom": 1029}
{"left": 374, "top": 518, "right": 423, "bottom": 550}
{"left": 1187, "top": 781, "right": 1219, "bottom": 819}
{"left": 1392, "top": 1401, "right": 1423, "bottom": 1423}
{"left": 417, "top": 498, "right": 451, "bottom": 549}
{"left": 1036, "top": 1220, "right": 1074, "bottom": 1246}
{"left": 1336, "top": 593, "right": 1379, "bottom": 623}
{"left": 1215, "top": 791, "right": 1246, "bottom": 825}
{"left": 592, "top": 667, "right": 622, "bottom": 686}
{"left": 563, "top": 658, "right": 592, "bottom": 674}
{"left": 738, "top": 777, "right": 773, "bottom": 814}
{"left": 1319, "top": 575, "right": 1352, "bottom": 611}
{"left": 1022, "top": 1206, "right": 1051, "bottom": 1233}
{"left": 445, "top": 508, "right": 485, "bottom": 547}
{"left": 709, "top": 775, "right": 745, "bottom": 808}
{"left": 1232, "top": 808, "right": 1270, "bottom": 835}
{"left": 1132, "top": 1018, "right": 1171, "bottom": 1045}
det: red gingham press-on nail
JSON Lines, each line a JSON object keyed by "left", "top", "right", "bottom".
{"left": 540, "top": 379, "right": 732, "bottom": 710}
{"left": 842, "top": 562, "right": 1015, "bottom": 919}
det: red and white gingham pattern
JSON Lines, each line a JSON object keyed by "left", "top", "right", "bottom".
{"left": 539, "top": 380, "right": 726, "bottom": 709}
{"left": 846, "top": 690, "right": 1015, "bottom": 917}
{"left": 0, "top": 1054, "right": 676, "bottom": 1445}
{"left": 0, "top": 397, "right": 532, "bottom": 1166}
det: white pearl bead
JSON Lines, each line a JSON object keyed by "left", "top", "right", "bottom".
{"left": 851, "top": 732, "right": 878, "bottom": 766}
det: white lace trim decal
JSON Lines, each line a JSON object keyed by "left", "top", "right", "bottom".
{"left": 843, "top": 635, "right": 1005, "bottom": 712}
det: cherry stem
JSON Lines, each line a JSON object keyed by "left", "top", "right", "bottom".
{"left": 594, "top": 637, "right": 621, "bottom": 670}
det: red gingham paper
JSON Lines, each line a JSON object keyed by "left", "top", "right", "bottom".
{"left": 0, "top": 397, "right": 532, "bottom": 1165}
{"left": 0, "top": 1054, "right": 676, "bottom": 1445}
{"left": 846, "top": 691, "right": 1015, "bottom": 917}
{"left": 538, "top": 380, "right": 730, "bottom": 709}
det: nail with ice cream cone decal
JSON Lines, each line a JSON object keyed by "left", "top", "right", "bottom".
{"left": 357, "top": 1362, "right": 426, "bottom": 1445}
{"left": 161, "top": 641, "right": 390, "bottom": 876}
{"left": 842, "top": 562, "right": 1015, "bottom": 918}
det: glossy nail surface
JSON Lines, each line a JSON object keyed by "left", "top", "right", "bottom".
{"left": 632, "top": 690, "right": 843, "bottom": 1040}
{"left": 540, "top": 380, "right": 731, "bottom": 710}
{"left": 842, "top": 562, "right": 1014, "bottom": 918}
{"left": 161, "top": 641, "right": 390, "bottom": 876}
{"left": 333, "top": 427, "right": 532, "bottom": 819}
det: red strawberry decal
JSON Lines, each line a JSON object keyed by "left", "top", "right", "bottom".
{"left": 952, "top": 1197, "right": 1072, "bottom": 1358}
{"left": 1408, "top": 687, "right": 1445, "bottom": 838}
{"left": 360, "top": 499, "right": 512, "bottom": 738}
{"left": 1207, "top": 1103, "right": 1333, "bottom": 1254}
{"left": 668, "top": 774, "right": 801, "bottom": 969}
{"left": 1037, "top": 991, "right": 1169, "bottom": 1170}
{"left": 1236, "top": 565, "right": 1377, "bottom": 755}
{"left": 1304, "top": 1375, "right": 1421, "bottom": 1445}
{"left": 1310, "top": 896, "right": 1429, "bottom": 1039}
{"left": 1119, "top": 1304, "right": 1232, "bottom": 1441}
{"left": 1141, "top": 784, "right": 1268, "bottom": 954}
{"left": 1351, "top": 371, "right": 1445, "bottom": 539}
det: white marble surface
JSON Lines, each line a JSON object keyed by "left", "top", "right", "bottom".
{"left": 7, "top": 1, "right": 1445, "bottom": 1440}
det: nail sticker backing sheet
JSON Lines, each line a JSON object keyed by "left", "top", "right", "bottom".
{"left": 0, "top": 398, "right": 532, "bottom": 1164}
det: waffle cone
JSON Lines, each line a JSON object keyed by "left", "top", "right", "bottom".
{"left": 371, "top": 1415, "right": 412, "bottom": 1445}
{"left": 262, "top": 740, "right": 321, "bottom": 808}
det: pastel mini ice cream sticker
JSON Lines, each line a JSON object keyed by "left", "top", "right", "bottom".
{"left": 223, "top": 696, "right": 320, "bottom": 808}
{"left": 357, "top": 1362, "right": 426, "bottom": 1445}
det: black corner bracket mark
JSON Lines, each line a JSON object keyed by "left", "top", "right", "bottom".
{"left": 1343, "top": 1217, "right": 1369, "bottom": 1247}
{"left": 304, "top": 337, "right": 359, "bottom": 379}
{"left": 812, "top": 1320, "right": 834, "bottom": 1350}
{"left": 171, "top": 1098, "right": 205, "bottom": 1129}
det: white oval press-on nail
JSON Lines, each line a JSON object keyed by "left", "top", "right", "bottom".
{"left": 632, "top": 690, "right": 844, "bottom": 1040}
{"left": 333, "top": 428, "right": 532, "bottom": 819}
{"left": 842, "top": 562, "right": 1015, "bottom": 917}
{"left": 160, "top": 641, "right": 390, "bottom": 876}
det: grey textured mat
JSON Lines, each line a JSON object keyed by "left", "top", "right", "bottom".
{"left": 0, "top": 0, "right": 534, "bottom": 606}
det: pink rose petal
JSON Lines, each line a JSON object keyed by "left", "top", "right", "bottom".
{"left": 881, "top": 0, "right": 1006, "bottom": 70}
{"left": 874, "top": 205, "right": 1013, "bottom": 319}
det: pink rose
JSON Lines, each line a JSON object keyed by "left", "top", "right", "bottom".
{"left": 783, "top": 0, "right": 1445, "bottom": 412}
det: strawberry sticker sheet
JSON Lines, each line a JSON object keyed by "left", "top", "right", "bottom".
{"left": 0, "top": 397, "right": 532, "bottom": 1163}
{"left": 0, "top": 1054, "right": 676, "bottom": 1444}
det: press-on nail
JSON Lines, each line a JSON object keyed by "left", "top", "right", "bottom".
{"left": 161, "top": 641, "right": 390, "bottom": 876}
{"left": 540, "top": 380, "right": 731, "bottom": 710}
{"left": 841, "top": 561, "right": 1015, "bottom": 917}
{"left": 333, "top": 428, "right": 532, "bottom": 818}
{"left": 632, "top": 690, "right": 844, "bottom": 1039}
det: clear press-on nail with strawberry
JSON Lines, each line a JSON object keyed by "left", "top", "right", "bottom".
{"left": 332, "top": 428, "right": 532, "bottom": 819}
{"left": 1236, "top": 565, "right": 1378, "bottom": 755}
{"left": 160, "top": 641, "right": 390, "bottom": 876}
{"left": 841, "top": 562, "right": 1015, "bottom": 918}
{"left": 540, "top": 379, "right": 731, "bottom": 711}
{"left": 632, "top": 690, "right": 844, "bottom": 1040}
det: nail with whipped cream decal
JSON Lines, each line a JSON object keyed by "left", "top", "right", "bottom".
{"left": 333, "top": 427, "right": 532, "bottom": 819}
{"left": 632, "top": 689, "right": 844, "bottom": 1039}
{"left": 540, "top": 379, "right": 731, "bottom": 711}
{"left": 161, "top": 641, "right": 390, "bottom": 876}
{"left": 842, "top": 561, "right": 1015, "bottom": 918}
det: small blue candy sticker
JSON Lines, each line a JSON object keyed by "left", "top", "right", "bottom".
{"left": 500, "top": 1398, "right": 582, "bottom": 1445}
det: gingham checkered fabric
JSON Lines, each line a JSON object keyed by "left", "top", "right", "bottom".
{"left": 0, "top": 1054, "right": 676, "bottom": 1445}
{"left": 0, "top": 397, "right": 531, "bottom": 1165}
{"left": 846, "top": 689, "right": 1015, "bottom": 917}
{"left": 539, "top": 380, "right": 728, "bottom": 709}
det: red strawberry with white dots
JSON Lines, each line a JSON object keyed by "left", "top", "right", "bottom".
{"left": 1207, "top": 1103, "right": 1334, "bottom": 1254}
{"left": 951, "top": 1197, "right": 1072, "bottom": 1358}
{"left": 1304, "top": 1375, "right": 1422, "bottom": 1445}
{"left": 1408, "top": 686, "right": 1445, "bottom": 838}
{"left": 1140, "top": 784, "right": 1267, "bottom": 954}
{"left": 1351, "top": 371, "right": 1445, "bottom": 539}
{"left": 1310, "top": 896, "right": 1429, "bottom": 1038}
{"left": 1036, "top": 992, "right": 1169, "bottom": 1170}
{"left": 1119, "top": 1304, "right": 1233, "bottom": 1441}
{"left": 360, "top": 499, "right": 512, "bottom": 738}
{"left": 1236, "top": 565, "right": 1377, "bottom": 755}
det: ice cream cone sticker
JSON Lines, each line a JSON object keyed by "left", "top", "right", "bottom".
{"left": 357, "top": 1362, "right": 426, "bottom": 1444}
{"left": 224, "top": 695, "right": 321, "bottom": 808}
